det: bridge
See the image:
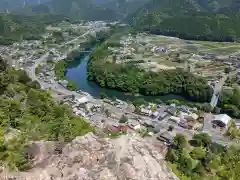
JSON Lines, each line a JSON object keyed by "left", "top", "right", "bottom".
{"left": 210, "top": 75, "right": 228, "bottom": 108}
{"left": 79, "top": 50, "right": 91, "bottom": 53}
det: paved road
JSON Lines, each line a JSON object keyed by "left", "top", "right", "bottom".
{"left": 210, "top": 75, "right": 228, "bottom": 108}
{"left": 59, "top": 30, "right": 89, "bottom": 47}
{"left": 202, "top": 113, "right": 230, "bottom": 146}
{"left": 25, "top": 30, "right": 93, "bottom": 100}
{"left": 28, "top": 30, "right": 91, "bottom": 80}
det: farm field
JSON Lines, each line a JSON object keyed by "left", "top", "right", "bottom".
{"left": 105, "top": 33, "right": 240, "bottom": 81}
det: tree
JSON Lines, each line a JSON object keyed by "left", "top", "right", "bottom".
{"left": 100, "top": 92, "right": 107, "bottom": 99}
{"left": 178, "top": 154, "right": 193, "bottom": 176}
{"left": 155, "top": 99, "right": 163, "bottom": 104}
{"left": 112, "top": 54, "right": 117, "bottom": 63}
{"left": 173, "top": 133, "right": 187, "bottom": 150}
{"left": 193, "top": 162, "right": 205, "bottom": 176}
{"left": 119, "top": 115, "right": 128, "bottom": 123}
{"left": 226, "top": 121, "right": 240, "bottom": 140}
{"left": 212, "top": 107, "right": 221, "bottom": 114}
{"left": 190, "top": 147, "right": 206, "bottom": 160}
{"left": 224, "top": 67, "right": 231, "bottom": 74}
{"left": 105, "top": 109, "right": 111, "bottom": 118}
{"left": 165, "top": 148, "right": 180, "bottom": 163}
{"left": 193, "top": 133, "right": 212, "bottom": 148}
{"left": 168, "top": 125, "right": 174, "bottom": 131}
{"left": 132, "top": 98, "right": 147, "bottom": 107}
{"left": 200, "top": 103, "right": 212, "bottom": 113}
{"left": 0, "top": 56, "right": 7, "bottom": 71}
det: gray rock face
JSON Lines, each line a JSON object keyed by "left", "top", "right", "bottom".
{"left": 0, "top": 133, "right": 179, "bottom": 180}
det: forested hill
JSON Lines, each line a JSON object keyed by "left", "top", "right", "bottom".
{"left": 15, "top": 0, "right": 120, "bottom": 21}
{"left": 91, "top": 0, "right": 150, "bottom": 18}
{"left": 0, "top": 14, "right": 64, "bottom": 45}
{"left": 0, "top": 0, "right": 51, "bottom": 12}
{"left": 126, "top": 0, "right": 240, "bottom": 42}
{"left": 0, "top": 57, "right": 93, "bottom": 170}
{"left": 14, "top": 0, "right": 152, "bottom": 21}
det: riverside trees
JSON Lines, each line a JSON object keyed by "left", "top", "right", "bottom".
{"left": 87, "top": 45, "right": 213, "bottom": 102}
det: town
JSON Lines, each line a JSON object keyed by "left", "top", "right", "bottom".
{"left": 0, "top": 19, "right": 239, "bottom": 149}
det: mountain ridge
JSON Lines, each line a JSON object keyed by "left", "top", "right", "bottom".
{"left": 125, "top": 0, "right": 240, "bottom": 42}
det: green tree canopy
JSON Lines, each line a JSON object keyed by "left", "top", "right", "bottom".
{"left": 173, "top": 133, "right": 187, "bottom": 150}
{"left": 193, "top": 133, "right": 212, "bottom": 148}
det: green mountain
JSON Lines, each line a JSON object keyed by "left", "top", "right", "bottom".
{"left": 126, "top": 0, "right": 240, "bottom": 42}
{"left": 92, "top": 0, "right": 150, "bottom": 18}
{"left": 0, "top": 13, "right": 63, "bottom": 45}
{"left": 15, "top": 0, "right": 121, "bottom": 21}
{"left": 0, "top": 0, "right": 51, "bottom": 12}
{"left": 15, "top": 0, "right": 151, "bottom": 21}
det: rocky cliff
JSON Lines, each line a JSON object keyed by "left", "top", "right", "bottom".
{"left": 0, "top": 133, "right": 178, "bottom": 180}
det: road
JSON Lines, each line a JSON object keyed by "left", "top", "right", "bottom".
{"left": 202, "top": 113, "right": 230, "bottom": 146}
{"left": 210, "top": 75, "right": 228, "bottom": 108}
{"left": 28, "top": 29, "right": 91, "bottom": 79}
{"left": 59, "top": 30, "right": 90, "bottom": 47}
{"left": 25, "top": 30, "right": 93, "bottom": 100}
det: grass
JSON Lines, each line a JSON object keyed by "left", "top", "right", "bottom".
{"left": 168, "top": 163, "right": 191, "bottom": 180}
{"left": 211, "top": 46, "right": 240, "bottom": 54}
{"left": 54, "top": 60, "right": 67, "bottom": 79}
{"left": 197, "top": 41, "right": 237, "bottom": 48}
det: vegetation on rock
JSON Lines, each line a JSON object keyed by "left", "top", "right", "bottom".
{"left": 0, "top": 57, "right": 94, "bottom": 170}
{"left": 166, "top": 133, "right": 240, "bottom": 180}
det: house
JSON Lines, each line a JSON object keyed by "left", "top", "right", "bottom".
{"left": 127, "top": 119, "right": 141, "bottom": 130}
{"left": 191, "top": 113, "right": 199, "bottom": 120}
{"left": 212, "top": 114, "right": 231, "bottom": 128}
{"left": 104, "top": 123, "right": 128, "bottom": 134}
{"left": 140, "top": 108, "right": 152, "bottom": 116}
{"left": 165, "top": 107, "right": 177, "bottom": 116}
{"left": 158, "top": 112, "right": 168, "bottom": 121}
{"left": 157, "top": 131, "right": 173, "bottom": 144}
{"left": 236, "top": 120, "right": 240, "bottom": 128}
{"left": 152, "top": 111, "right": 159, "bottom": 118}
{"left": 169, "top": 116, "right": 181, "bottom": 124}
{"left": 76, "top": 96, "right": 89, "bottom": 104}
{"left": 178, "top": 120, "right": 188, "bottom": 129}
{"left": 58, "top": 80, "right": 68, "bottom": 87}
{"left": 178, "top": 105, "right": 189, "bottom": 113}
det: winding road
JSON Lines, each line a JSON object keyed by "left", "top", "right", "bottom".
{"left": 25, "top": 30, "right": 93, "bottom": 100}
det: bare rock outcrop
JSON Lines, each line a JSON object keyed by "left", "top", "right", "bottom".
{"left": 0, "top": 133, "right": 178, "bottom": 180}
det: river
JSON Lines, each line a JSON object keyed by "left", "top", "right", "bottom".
{"left": 64, "top": 53, "right": 187, "bottom": 102}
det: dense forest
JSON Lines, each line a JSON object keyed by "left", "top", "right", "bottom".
{"left": 166, "top": 133, "right": 240, "bottom": 180}
{"left": 0, "top": 13, "right": 64, "bottom": 45}
{"left": 87, "top": 45, "right": 213, "bottom": 102}
{"left": 0, "top": 56, "right": 93, "bottom": 170}
{"left": 0, "top": 0, "right": 51, "bottom": 12}
{"left": 217, "top": 87, "right": 240, "bottom": 118}
{"left": 135, "top": 13, "right": 240, "bottom": 42}
{"left": 14, "top": 0, "right": 151, "bottom": 21}
{"left": 126, "top": 0, "right": 240, "bottom": 42}
{"left": 15, "top": 0, "right": 120, "bottom": 21}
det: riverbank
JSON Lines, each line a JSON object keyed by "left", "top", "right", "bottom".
{"left": 54, "top": 29, "right": 112, "bottom": 91}
{"left": 87, "top": 44, "right": 213, "bottom": 102}
{"left": 54, "top": 49, "right": 90, "bottom": 91}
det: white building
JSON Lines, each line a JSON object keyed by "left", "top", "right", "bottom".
{"left": 169, "top": 116, "right": 181, "bottom": 124}
{"left": 213, "top": 114, "right": 231, "bottom": 128}
{"left": 76, "top": 96, "right": 89, "bottom": 104}
{"left": 140, "top": 108, "right": 152, "bottom": 116}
